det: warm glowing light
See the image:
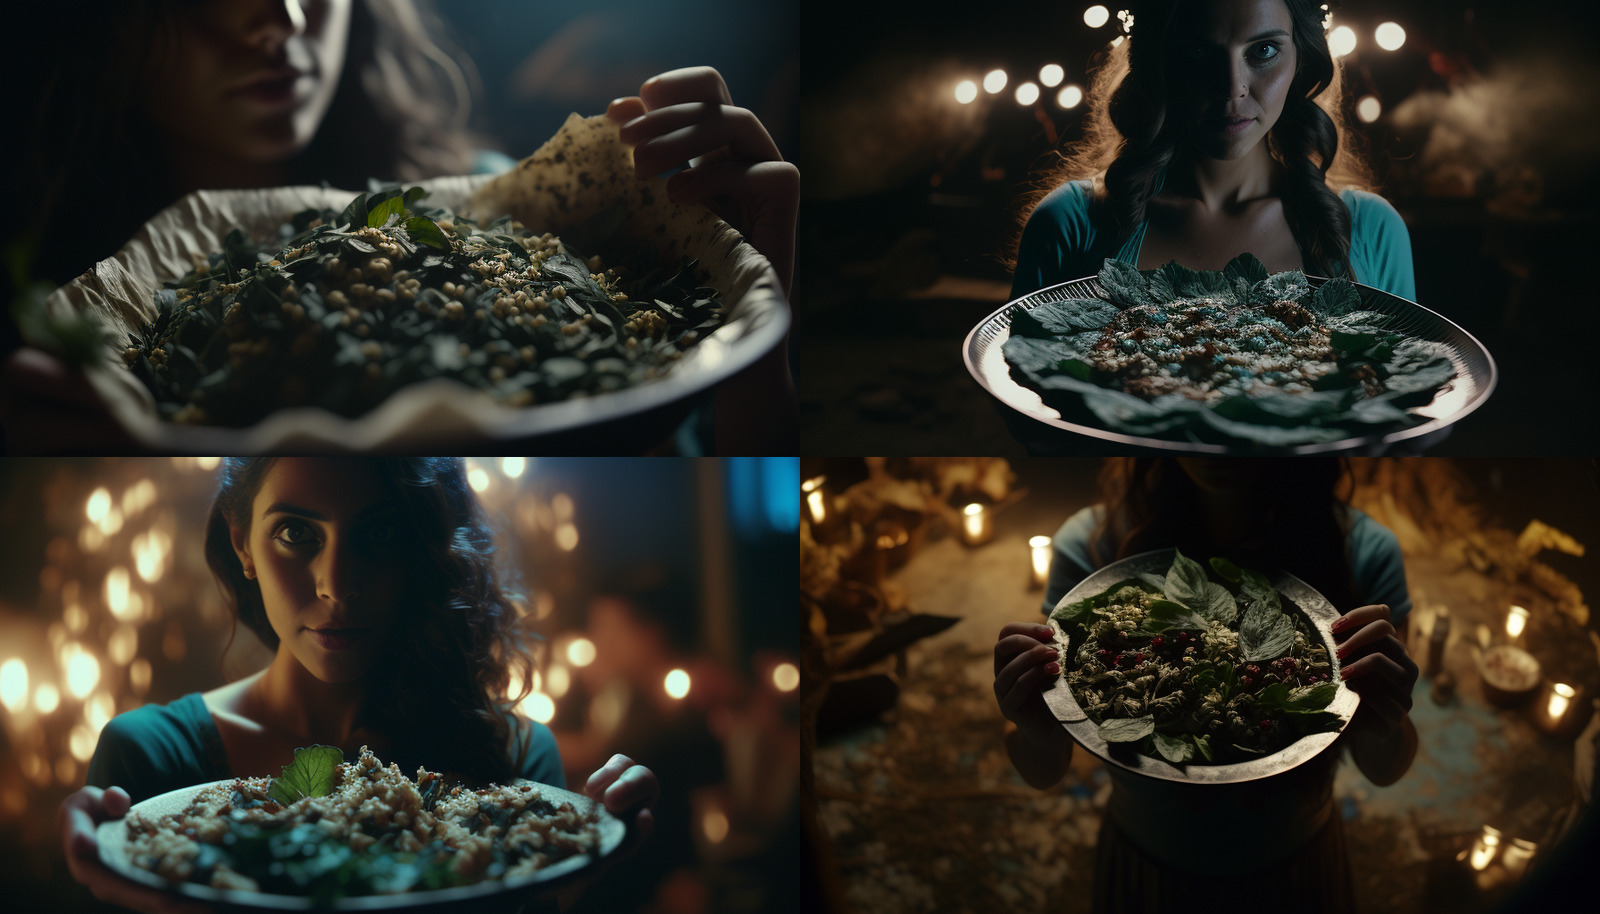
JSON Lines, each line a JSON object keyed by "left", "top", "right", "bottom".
{"left": 79, "top": 525, "right": 105, "bottom": 553}
{"left": 106, "top": 567, "right": 132, "bottom": 621}
{"left": 133, "top": 530, "right": 171, "bottom": 583}
{"left": 35, "top": 683, "right": 60, "bottom": 714}
{"left": 552, "top": 493, "right": 574, "bottom": 521}
{"left": 65, "top": 644, "right": 100, "bottom": 699}
{"left": 1084, "top": 5, "right": 1110, "bottom": 28}
{"left": 500, "top": 457, "right": 526, "bottom": 478}
{"left": 467, "top": 465, "right": 491, "bottom": 493}
{"left": 1039, "top": 64, "right": 1065, "bottom": 88}
{"left": 1469, "top": 825, "right": 1501, "bottom": 871}
{"left": 1502, "top": 838, "right": 1536, "bottom": 876}
{"left": 108, "top": 625, "right": 138, "bottom": 666}
{"left": 20, "top": 753, "right": 45, "bottom": 784}
{"left": 1375, "top": 22, "right": 1406, "bottom": 51}
{"left": 1111, "top": 35, "right": 1125, "bottom": 48}
{"left": 70, "top": 725, "right": 96, "bottom": 762}
{"left": 1015, "top": 82, "right": 1040, "bottom": 106}
{"left": 806, "top": 489, "right": 826, "bottom": 524}
{"left": 702, "top": 808, "right": 730, "bottom": 844}
{"left": 99, "top": 506, "right": 124, "bottom": 536}
{"left": 86, "top": 692, "right": 115, "bottom": 733}
{"left": 983, "top": 69, "right": 1007, "bottom": 94}
{"left": 56, "top": 757, "right": 77, "bottom": 785}
{"left": 196, "top": 456, "right": 221, "bottom": 471}
{"left": 519, "top": 692, "right": 556, "bottom": 724}
{"left": 122, "top": 479, "right": 157, "bottom": 517}
{"left": 1031, "top": 535, "right": 1053, "bottom": 586}
{"left": 1057, "top": 85, "right": 1084, "bottom": 109}
{"left": 130, "top": 658, "right": 152, "bottom": 696}
{"left": 665, "top": 669, "right": 691, "bottom": 699}
{"left": 546, "top": 665, "right": 571, "bottom": 698}
{"left": 954, "top": 80, "right": 979, "bottom": 104}
{"left": 961, "top": 503, "right": 991, "bottom": 545}
{"left": 1506, "top": 605, "right": 1529, "bottom": 639}
{"left": 0, "top": 660, "right": 27, "bottom": 712}
{"left": 1356, "top": 95, "right": 1382, "bottom": 123}
{"left": 534, "top": 591, "right": 556, "bottom": 620}
{"left": 566, "top": 638, "right": 597, "bottom": 668}
{"left": 554, "top": 523, "right": 580, "bottom": 551}
{"left": 1328, "top": 25, "right": 1356, "bottom": 58}
{"left": 773, "top": 662, "right": 800, "bottom": 692}
{"left": 86, "top": 488, "right": 112, "bottom": 524}
{"left": 64, "top": 602, "right": 88, "bottom": 633}
{"left": 1547, "top": 683, "right": 1575, "bottom": 721}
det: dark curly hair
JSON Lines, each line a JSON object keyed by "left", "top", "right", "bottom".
{"left": 203, "top": 458, "right": 539, "bottom": 786}
{"left": 1089, "top": 456, "right": 1359, "bottom": 614}
{"left": 1010, "top": 0, "right": 1374, "bottom": 279}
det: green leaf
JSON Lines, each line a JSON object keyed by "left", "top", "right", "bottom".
{"left": 1191, "top": 733, "right": 1214, "bottom": 762}
{"left": 1148, "top": 261, "right": 1234, "bottom": 304}
{"left": 1238, "top": 601, "right": 1296, "bottom": 662}
{"left": 1252, "top": 270, "right": 1310, "bottom": 305}
{"left": 367, "top": 194, "right": 410, "bottom": 228}
{"left": 405, "top": 216, "right": 451, "bottom": 251}
{"left": 1222, "top": 253, "right": 1268, "bottom": 288}
{"left": 1238, "top": 568, "right": 1281, "bottom": 613}
{"left": 1140, "top": 599, "right": 1209, "bottom": 632}
{"left": 1010, "top": 298, "right": 1122, "bottom": 338}
{"left": 1152, "top": 731, "right": 1193, "bottom": 764}
{"left": 1050, "top": 578, "right": 1148, "bottom": 626}
{"left": 1209, "top": 557, "right": 1243, "bottom": 584}
{"left": 1310, "top": 277, "right": 1361, "bottom": 316}
{"left": 1162, "top": 549, "right": 1210, "bottom": 609}
{"left": 1281, "top": 709, "right": 1344, "bottom": 735}
{"left": 1137, "top": 572, "right": 1169, "bottom": 593}
{"left": 1097, "top": 259, "right": 1154, "bottom": 307}
{"left": 268, "top": 745, "right": 344, "bottom": 805}
{"left": 1099, "top": 715, "right": 1155, "bottom": 743}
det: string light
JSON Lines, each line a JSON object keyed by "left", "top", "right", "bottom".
{"left": 983, "top": 69, "right": 1008, "bottom": 94}
{"left": 1039, "top": 64, "right": 1064, "bottom": 88}
{"left": 1375, "top": 22, "right": 1406, "bottom": 51}
{"left": 500, "top": 457, "right": 526, "bottom": 478}
{"left": 954, "top": 80, "right": 978, "bottom": 104}
{"left": 35, "top": 683, "right": 60, "bottom": 714}
{"left": 1328, "top": 25, "right": 1357, "bottom": 58}
{"left": 1084, "top": 5, "right": 1110, "bottom": 28}
{"left": 1015, "top": 82, "right": 1041, "bottom": 106}
{"left": 86, "top": 489, "right": 111, "bottom": 524}
{"left": 1356, "top": 95, "right": 1382, "bottom": 123}
{"left": 665, "top": 669, "right": 691, "bottom": 699}
{"left": 1058, "top": 85, "right": 1085, "bottom": 109}
{"left": 772, "top": 662, "right": 800, "bottom": 692}
{"left": 566, "top": 638, "right": 597, "bottom": 667}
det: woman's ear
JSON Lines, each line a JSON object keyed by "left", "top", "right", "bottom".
{"left": 229, "top": 518, "right": 256, "bottom": 581}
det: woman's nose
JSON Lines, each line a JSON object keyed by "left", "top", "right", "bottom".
{"left": 245, "top": 0, "right": 308, "bottom": 53}
{"left": 315, "top": 539, "right": 362, "bottom": 607}
{"left": 1211, "top": 57, "right": 1249, "bottom": 101}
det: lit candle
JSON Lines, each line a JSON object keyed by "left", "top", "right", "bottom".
{"left": 1029, "top": 536, "right": 1052, "bottom": 589}
{"left": 1501, "top": 838, "right": 1536, "bottom": 879}
{"left": 961, "top": 503, "right": 991, "bottom": 546}
{"left": 1505, "top": 605, "right": 1529, "bottom": 641}
{"left": 1537, "top": 682, "right": 1577, "bottom": 734}
{"left": 802, "top": 476, "right": 827, "bottom": 526}
{"left": 1468, "top": 825, "right": 1501, "bottom": 871}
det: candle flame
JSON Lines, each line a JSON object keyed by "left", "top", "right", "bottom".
{"left": 1506, "top": 605, "right": 1528, "bottom": 639}
{"left": 1547, "top": 683, "right": 1574, "bottom": 721}
{"left": 1469, "top": 825, "right": 1501, "bottom": 871}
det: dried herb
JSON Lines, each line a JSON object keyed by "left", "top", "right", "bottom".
{"left": 124, "top": 185, "right": 724, "bottom": 427}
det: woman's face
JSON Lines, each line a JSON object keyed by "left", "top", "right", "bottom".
{"left": 144, "top": 0, "right": 352, "bottom": 167}
{"left": 229, "top": 458, "right": 409, "bottom": 684}
{"left": 1167, "top": 0, "right": 1299, "bottom": 161}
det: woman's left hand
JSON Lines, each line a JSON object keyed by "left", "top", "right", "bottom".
{"left": 584, "top": 753, "right": 659, "bottom": 842}
{"left": 606, "top": 67, "right": 799, "bottom": 297}
{"left": 1333, "top": 603, "right": 1419, "bottom": 735}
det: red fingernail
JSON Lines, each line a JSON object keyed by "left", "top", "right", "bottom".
{"left": 1331, "top": 616, "right": 1350, "bottom": 633}
{"left": 1339, "top": 667, "right": 1350, "bottom": 679}
{"left": 1046, "top": 662, "right": 1061, "bottom": 674}
{"left": 1336, "top": 646, "right": 1349, "bottom": 660}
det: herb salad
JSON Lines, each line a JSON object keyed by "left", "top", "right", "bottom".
{"left": 1051, "top": 551, "right": 1344, "bottom": 767}
{"left": 122, "top": 184, "right": 723, "bottom": 427}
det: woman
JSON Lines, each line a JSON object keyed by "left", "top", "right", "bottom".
{"left": 5, "top": 0, "right": 798, "bottom": 452}
{"left": 1011, "top": 0, "right": 1414, "bottom": 300}
{"left": 993, "top": 457, "right": 1419, "bottom": 911}
{"left": 59, "top": 458, "right": 660, "bottom": 913}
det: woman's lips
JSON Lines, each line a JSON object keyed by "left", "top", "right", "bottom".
{"left": 1206, "top": 115, "right": 1255, "bottom": 136}
{"left": 229, "top": 73, "right": 307, "bottom": 108}
{"left": 308, "top": 628, "right": 368, "bottom": 651}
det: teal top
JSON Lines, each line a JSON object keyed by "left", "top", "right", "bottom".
{"left": 1011, "top": 174, "right": 1417, "bottom": 301}
{"left": 86, "top": 693, "right": 565, "bottom": 805}
{"left": 1042, "top": 504, "right": 1411, "bottom": 622}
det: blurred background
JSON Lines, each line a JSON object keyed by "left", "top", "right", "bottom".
{"left": 0, "top": 457, "right": 800, "bottom": 913}
{"left": 800, "top": 457, "right": 1599, "bottom": 914}
{"left": 794, "top": 0, "right": 1600, "bottom": 454}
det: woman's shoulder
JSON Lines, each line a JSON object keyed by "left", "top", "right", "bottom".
{"left": 1014, "top": 179, "right": 1108, "bottom": 298}
{"left": 1336, "top": 188, "right": 1415, "bottom": 299}
{"left": 87, "top": 693, "right": 220, "bottom": 801}
{"left": 1338, "top": 188, "right": 1404, "bottom": 229}
{"left": 1029, "top": 179, "right": 1099, "bottom": 229}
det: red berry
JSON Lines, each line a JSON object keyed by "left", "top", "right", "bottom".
{"left": 1114, "top": 653, "right": 1124, "bottom": 666}
{"left": 1096, "top": 649, "right": 1111, "bottom": 658}
{"left": 1239, "top": 674, "right": 1256, "bottom": 689}
{"left": 1259, "top": 720, "right": 1274, "bottom": 731}
{"left": 1244, "top": 664, "right": 1262, "bottom": 677}
{"left": 1151, "top": 636, "right": 1166, "bottom": 648}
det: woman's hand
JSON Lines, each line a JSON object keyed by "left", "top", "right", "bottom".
{"left": 994, "top": 622, "right": 1075, "bottom": 788}
{"left": 1333, "top": 603, "right": 1419, "bottom": 786}
{"left": 606, "top": 66, "right": 798, "bottom": 297}
{"left": 584, "top": 753, "right": 660, "bottom": 844}
{"left": 59, "top": 785, "right": 211, "bottom": 914}
{"left": 1, "top": 347, "right": 134, "bottom": 453}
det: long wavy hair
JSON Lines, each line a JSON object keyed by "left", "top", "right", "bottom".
{"left": 1088, "top": 456, "right": 1360, "bottom": 613}
{"left": 18, "top": 0, "right": 484, "bottom": 289}
{"left": 1010, "top": 0, "right": 1375, "bottom": 278}
{"left": 204, "top": 458, "right": 539, "bottom": 786}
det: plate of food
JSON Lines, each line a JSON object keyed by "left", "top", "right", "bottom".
{"left": 31, "top": 114, "right": 787, "bottom": 453}
{"left": 1043, "top": 548, "right": 1360, "bottom": 784}
{"left": 96, "top": 746, "right": 627, "bottom": 910}
{"left": 964, "top": 255, "right": 1496, "bottom": 452}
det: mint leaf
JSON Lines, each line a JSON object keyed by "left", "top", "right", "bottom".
{"left": 1148, "top": 261, "right": 1233, "bottom": 303}
{"left": 1099, "top": 715, "right": 1155, "bottom": 743}
{"left": 1208, "top": 557, "right": 1243, "bottom": 584}
{"left": 1140, "top": 599, "right": 1209, "bottom": 633}
{"left": 1050, "top": 578, "right": 1148, "bottom": 625}
{"left": 1310, "top": 277, "right": 1361, "bottom": 316}
{"left": 268, "top": 745, "right": 344, "bottom": 805}
{"left": 367, "top": 194, "right": 410, "bottom": 228}
{"left": 1137, "top": 572, "right": 1169, "bottom": 594}
{"left": 1239, "top": 601, "right": 1296, "bottom": 662}
{"left": 1153, "top": 731, "right": 1193, "bottom": 764}
{"left": 1097, "top": 259, "right": 1153, "bottom": 308}
{"left": 405, "top": 216, "right": 452, "bottom": 251}
{"left": 1163, "top": 549, "right": 1210, "bottom": 609}
{"left": 1222, "top": 252, "right": 1268, "bottom": 288}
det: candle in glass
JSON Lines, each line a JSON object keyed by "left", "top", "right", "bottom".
{"left": 1500, "top": 838, "right": 1536, "bottom": 879}
{"left": 1468, "top": 825, "right": 1501, "bottom": 871}
{"left": 961, "top": 503, "right": 992, "bottom": 546}
{"left": 1505, "top": 605, "right": 1529, "bottom": 642}
{"left": 803, "top": 477, "right": 827, "bottom": 526}
{"left": 1537, "top": 682, "right": 1576, "bottom": 734}
{"left": 1029, "top": 536, "right": 1052, "bottom": 589}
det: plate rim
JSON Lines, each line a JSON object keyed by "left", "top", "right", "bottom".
{"left": 963, "top": 272, "right": 1499, "bottom": 453}
{"left": 95, "top": 775, "right": 627, "bottom": 910}
{"left": 1042, "top": 547, "right": 1360, "bottom": 785}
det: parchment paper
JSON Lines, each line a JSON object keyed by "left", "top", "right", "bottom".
{"left": 41, "top": 115, "right": 787, "bottom": 452}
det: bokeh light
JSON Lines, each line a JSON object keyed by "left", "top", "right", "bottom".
{"left": 35, "top": 683, "right": 60, "bottom": 714}
{"left": 954, "top": 80, "right": 978, "bottom": 104}
{"left": 1039, "top": 64, "right": 1064, "bottom": 88}
{"left": 546, "top": 664, "right": 571, "bottom": 698}
{"left": 1375, "top": 22, "right": 1406, "bottom": 51}
{"left": 1015, "top": 82, "right": 1040, "bottom": 106}
{"left": 467, "top": 465, "right": 491, "bottom": 493}
{"left": 64, "top": 644, "right": 100, "bottom": 700}
{"left": 566, "top": 637, "right": 597, "bottom": 667}
{"left": 105, "top": 567, "right": 132, "bottom": 621}
{"left": 1057, "top": 85, "right": 1085, "bottom": 109}
{"left": 983, "top": 69, "right": 1007, "bottom": 94}
{"left": 1329, "top": 25, "right": 1357, "bottom": 58}
{"left": 773, "top": 662, "right": 799, "bottom": 692}
{"left": 1356, "top": 95, "right": 1383, "bottom": 123}
{"left": 86, "top": 488, "right": 111, "bottom": 524}
{"left": 702, "top": 807, "right": 730, "bottom": 844}
{"left": 500, "top": 457, "right": 526, "bottom": 478}
{"left": 129, "top": 658, "right": 152, "bottom": 696}
{"left": 1084, "top": 5, "right": 1110, "bottom": 28}
{"left": 665, "top": 669, "right": 691, "bottom": 699}
{"left": 554, "top": 523, "right": 580, "bottom": 551}
{"left": 0, "top": 659, "right": 27, "bottom": 712}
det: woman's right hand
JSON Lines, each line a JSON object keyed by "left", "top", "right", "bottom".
{"left": 993, "top": 622, "right": 1066, "bottom": 745}
{"left": 60, "top": 785, "right": 211, "bottom": 914}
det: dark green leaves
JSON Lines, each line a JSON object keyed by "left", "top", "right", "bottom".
{"left": 1152, "top": 731, "right": 1194, "bottom": 764}
{"left": 1097, "top": 258, "right": 1155, "bottom": 307}
{"left": 1148, "top": 261, "right": 1232, "bottom": 303}
{"left": 1050, "top": 577, "right": 1147, "bottom": 625}
{"left": 1311, "top": 277, "right": 1361, "bottom": 316}
{"left": 267, "top": 745, "right": 343, "bottom": 805}
{"left": 1099, "top": 715, "right": 1155, "bottom": 743}
{"left": 1160, "top": 549, "right": 1236, "bottom": 625}
{"left": 1239, "top": 601, "right": 1296, "bottom": 661}
{"left": 1139, "top": 599, "right": 1209, "bottom": 633}
{"left": 404, "top": 216, "right": 451, "bottom": 251}
{"left": 1009, "top": 298, "right": 1122, "bottom": 338}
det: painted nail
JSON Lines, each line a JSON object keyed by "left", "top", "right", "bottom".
{"left": 1339, "top": 667, "right": 1351, "bottom": 679}
{"left": 1331, "top": 616, "right": 1351, "bottom": 633}
{"left": 1045, "top": 662, "right": 1061, "bottom": 675}
{"left": 1037, "top": 625, "right": 1054, "bottom": 638}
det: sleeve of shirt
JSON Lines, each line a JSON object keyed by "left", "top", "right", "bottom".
{"left": 511, "top": 715, "right": 567, "bottom": 789}
{"left": 1346, "top": 509, "right": 1412, "bottom": 626}
{"left": 85, "top": 702, "right": 212, "bottom": 805}
{"left": 1043, "top": 506, "right": 1105, "bottom": 615}
{"left": 1343, "top": 190, "right": 1416, "bottom": 301}
{"left": 1012, "top": 181, "right": 1097, "bottom": 300}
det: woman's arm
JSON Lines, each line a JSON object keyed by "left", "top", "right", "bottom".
{"left": 1333, "top": 604, "right": 1420, "bottom": 786}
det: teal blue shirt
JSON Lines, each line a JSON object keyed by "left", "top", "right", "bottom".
{"left": 86, "top": 693, "right": 565, "bottom": 805}
{"left": 1012, "top": 176, "right": 1416, "bottom": 301}
{"left": 1042, "top": 504, "right": 1411, "bottom": 623}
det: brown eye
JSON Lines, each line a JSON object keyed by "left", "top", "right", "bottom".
{"left": 273, "top": 520, "right": 317, "bottom": 549}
